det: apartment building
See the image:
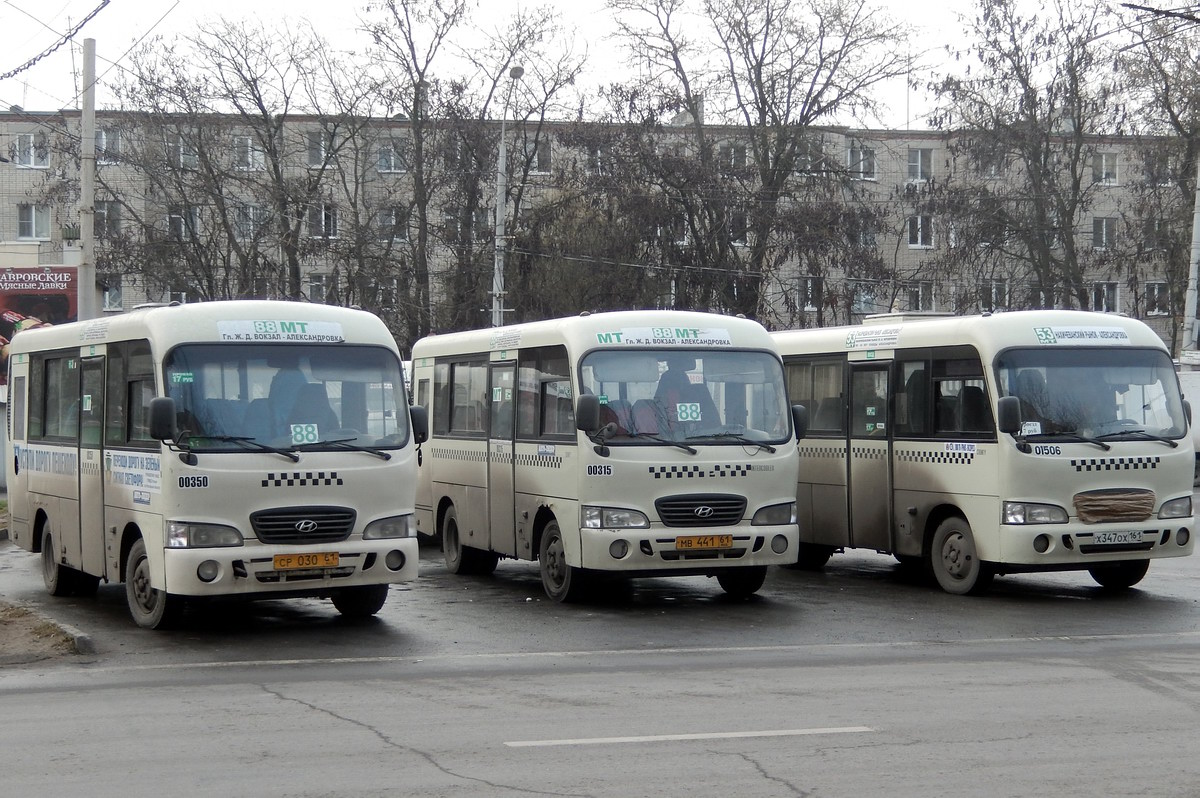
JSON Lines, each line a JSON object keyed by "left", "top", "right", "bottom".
{"left": 1, "top": 106, "right": 1188, "bottom": 350}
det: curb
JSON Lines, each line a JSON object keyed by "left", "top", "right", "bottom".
{"left": 2, "top": 601, "right": 95, "bottom": 656}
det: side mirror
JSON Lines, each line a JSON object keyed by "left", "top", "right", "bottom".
{"left": 1184, "top": 399, "right": 1192, "bottom": 426}
{"left": 149, "top": 396, "right": 178, "bottom": 442}
{"left": 997, "top": 395, "right": 1021, "bottom": 435}
{"left": 409, "top": 405, "right": 429, "bottom": 444}
{"left": 576, "top": 394, "right": 601, "bottom": 434}
{"left": 791, "top": 403, "right": 808, "bottom": 441}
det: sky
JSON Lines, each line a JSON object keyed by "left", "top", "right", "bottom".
{"left": 0, "top": 0, "right": 977, "bottom": 129}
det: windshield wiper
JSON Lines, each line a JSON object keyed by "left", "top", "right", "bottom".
{"left": 686, "top": 432, "right": 776, "bottom": 453}
{"left": 1094, "top": 429, "right": 1179, "bottom": 448}
{"left": 190, "top": 434, "right": 301, "bottom": 462}
{"left": 1025, "top": 431, "right": 1111, "bottom": 451}
{"left": 293, "top": 437, "right": 392, "bottom": 460}
{"left": 622, "top": 430, "right": 697, "bottom": 454}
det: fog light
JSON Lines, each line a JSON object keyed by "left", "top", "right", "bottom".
{"left": 1033, "top": 534, "right": 1050, "bottom": 554}
{"left": 771, "top": 534, "right": 789, "bottom": 554}
{"left": 197, "top": 560, "right": 219, "bottom": 583}
{"left": 1178, "top": 528, "right": 1191, "bottom": 546}
{"left": 385, "top": 550, "right": 407, "bottom": 571}
{"left": 609, "top": 539, "right": 630, "bottom": 559}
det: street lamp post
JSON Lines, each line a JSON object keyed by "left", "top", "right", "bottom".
{"left": 492, "top": 65, "right": 524, "bottom": 328}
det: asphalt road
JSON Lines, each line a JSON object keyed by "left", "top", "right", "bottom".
{"left": 2, "top": 539, "right": 1200, "bottom": 797}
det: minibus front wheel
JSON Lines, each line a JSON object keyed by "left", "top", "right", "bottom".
{"left": 125, "top": 538, "right": 185, "bottom": 630}
{"left": 539, "top": 521, "right": 590, "bottom": 603}
{"left": 928, "top": 517, "right": 994, "bottom": 596}
{"left": 1088, "top": 560, "right": 1150, "bottom": 590}
{"left": 716, "top": 566, "right": 767, "bottom": 598}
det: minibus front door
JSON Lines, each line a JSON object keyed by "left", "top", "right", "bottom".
{"left": 487, "top": 362, "right": 517, "bottom": 557}
{"left": 848, "top": 363, "right": 891, "bottom": 551}
{"left": 78, "top": 356, "right": 107, "bottom": 578}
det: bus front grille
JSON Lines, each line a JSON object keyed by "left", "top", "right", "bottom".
{"left": 655, "top": 494, "right": 746, "bottom": 527}
{"left": 250, "top": 506, "right": 356, "bottom": 544}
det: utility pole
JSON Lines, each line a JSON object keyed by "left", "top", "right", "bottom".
{"left": 1184, "top": 158, "right": 1200, "bottom": 355}
{"left": 491, "top": 65, "right": 524, "bottom": 328}
{"left": 78, "top": 38, "right": 97, "bottom": 321}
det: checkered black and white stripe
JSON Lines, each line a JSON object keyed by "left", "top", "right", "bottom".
{"left": 514, "top": 453, "right": 563, "bottom": 468}
{"left": 432, "top": 447, "right": 488, "bottom": 463}
{"left": 262, "top": 471, "right": 343, "bottom": 488}
{"left": 851, "top": 446, "right": 887, "bottom": 461}
{"left": 1070, "top": 457, "right": 1160, "bottom": 472}
{"left": 649, "top": 465, "right": 706, "bottom": 479}
{"left": 799, "top": 446, "right": 847, "bottom": 460}
{"left": 897, "top": 449, "right": 975, "bottom": 466}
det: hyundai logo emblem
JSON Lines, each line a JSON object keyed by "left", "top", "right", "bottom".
{"left": 694, "top": 506, "right": 714, "bottom": 518}
{"left": 295, "top": 519, "right": 319, "bottom": 533}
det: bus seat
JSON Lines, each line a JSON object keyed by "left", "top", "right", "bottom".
{"left": 935, "top": 396, "right": 958, "bottom": 432}
{"left": 289, "top": 383, "right": 339, "bottom": 432}
{"left": 1015, "top": 369, "right": 1048, "bottom": 423}
{"left": 958, "top": 385, "right": 991, "bottom": 432}
{"left": 601, "top": 399, "right": 632, "bottom": 433}
{"left": 902, "top": 370, "right": 927, "bottom": 434}
{"left": 242, "top": 398, "right": 274, "bottom": 439}
{"left": 631, "top": 399, "right": 660, "bottom": 434}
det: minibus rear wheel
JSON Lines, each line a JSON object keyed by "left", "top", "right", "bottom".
{"left": 40, "top": 525, "right": 98, "bottom": 597}
{"left": 1088, "top": 560, "right": 1150, "bottom": 590}
{"left": 442, "top": 505, "right": 498, "bottom": 575}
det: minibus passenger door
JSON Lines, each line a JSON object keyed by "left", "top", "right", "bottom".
{"left": 487, "top": 362, "right": 517, "bottom": 557}
{"left": 78, "top": 356, "right": 107, "bottom": 577}
{"left": 848, "top": 363, "right": 891, "bottom": 551}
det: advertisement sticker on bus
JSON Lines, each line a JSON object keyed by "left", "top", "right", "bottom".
{"left": 1032, "top": 326, "right": 1132, "bottom": 345}
{"left": 595, "top": 327, "right": 733, "bottom": 346}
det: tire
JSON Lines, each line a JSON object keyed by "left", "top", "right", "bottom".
{"left": 332, "top": 584, "right": 389, "bottom": 618}
{"left": 1089, "top": 560, "right": 1150, "bottom": 590}
{"left": 539, "top": 520, "right": 589, "bottom": 602}
{"left": 442, "top": 505, "right": 497, "bottom": 576}
{"left": 927, "top": 517, "right": 994, "bottom": 595}
{"left": 716, "top": 566, "right": 768, "bottom": 598}
{"left": 785, "top": 543, "right": 835, "bottom": 571}
{"left": 125, "top": 538, "right": 184, "bottom": 630}
{"left": 41, "top": 526, "right": 77, "bottom": 597}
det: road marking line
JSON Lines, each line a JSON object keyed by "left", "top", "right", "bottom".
{"left": 504, "top": 726, "right": 874, "bottom": 747}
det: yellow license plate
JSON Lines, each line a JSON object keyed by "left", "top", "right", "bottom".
{"left": 675, "top": 535, "right": 734, "bottom": 550}
{"left": 273, "top": 552, "right": 340, "bottom": 570}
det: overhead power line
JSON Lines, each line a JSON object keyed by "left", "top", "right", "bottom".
{"left": 0, "top": 0, "right": 111, "bottom": 82}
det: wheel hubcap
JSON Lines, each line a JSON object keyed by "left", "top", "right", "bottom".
{"left": 132, "top": 558, "right": 155, "bottom": 612}
{"left": 941, "top": 532, "right": 971, "bottom": 579}
{"left": 545, "top": 534, "right": 566, "bottom": 588}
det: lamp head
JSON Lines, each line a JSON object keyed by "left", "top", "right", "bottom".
{"left": 509, "top": 65, "right": 525, "bottom": 80}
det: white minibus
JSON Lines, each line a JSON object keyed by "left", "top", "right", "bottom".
{"left": 5, "top": 301, "right": 427, "bottom": 628}
{"left": 773, "top": 310, "right": 1195, "bottom": 594}
{"left": 410, "top": 310, "right": 804, "bottom": 601}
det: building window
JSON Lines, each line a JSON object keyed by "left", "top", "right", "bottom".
{"left": 99, "top": 273, "right": 122, "bottom": 312}
{"left": 905, "top": 280, "right": 933, "bottom": 311}
{"left": 719, "top": 141, "right": 747, "bottom": 171}
{"left": 443, "top": 208, "right": 489, "bottom": 244}
{"left": 232, "top": 134, "right": 265, "bottom": 170}
{"left": 235, "top": 204, "right": 270, "bottom": 240}
{"left": 794, "top": 137, "right": 824, "bottom": 175}
{"left": 308, "top": 203, "right": 339, "bottom": 238}
{"left": 982, "top": 277, "right": 1008, "bottom": 311}
{"left": 799, "top": 275, "right": 822, "bottom": 311}
{"left": 443, "top": 137, "right": 470, "bottom": 170}
{"left": 94, "top": 200, "right": 121, "bottom": 239}
{"left": 1145, "top": 282, "right": 1169, "bottom": 316}
{"left": 376, "top": 207, "right": 409, "bottom": 241}
{"left": 1093, "top": 152, "right": 1118, "bottom": 185}
{"left": 848, "top": 144, "right": 875, "bottom": 180}
{"left": 96, "top": 128, "right": 121, "bottom": 164}
{"left": 307, "top": 130, "right": 330, "bottom": 167}
{"left": 1145, "top": 152, "right": 1172, "bottom": 186}
{"left": 168, "top": 205, "right": 199, "bottom": 241}
{"left": 1092, "top": 216, "right": 1117, "bottom": 250}
{"left": 1143, "top": 218, "right": 1169, "bottom": 251}
{"left": 522, "top": 138, "right": 552, "bottom": 174}
{"left": 13, "top": 132, "right": 49, "bottom": 168}
{"left": 852, "top": 283, "right": 881, "bottom": 314}
{"left": 907, "top": 147, "right": 933, "bottom": 182}
{"left": 1029, "top": 283, "right": 1054, "bottom": 308}
{"left": 307, "top": 273, "right": 333, "bottom": 304}
{"left": 377, "top": 137, "right": 408, "bottom": 173}
{"left": 907, "top": 215, "right": 934, "bottom": 248}
{"left": 17, "top": 204, "right": 51, "bottom": 239}
{"left": 1090, "top": 281, "right": 1118, "bottom": 312}
{"left": 588, "top": 145, "right": 612, "bottom": 175}
{"left": 169, "top": 132, "right": 198, "bottom": 170}
{"left": 728, "top": 208, "right": 748, "bottom": 245}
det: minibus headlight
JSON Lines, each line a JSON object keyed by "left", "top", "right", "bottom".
{"left": 167, "top": 521, "right": 244, "bottom": 548}
{"left": 582, "top": 506, "right": 650, "bottom": 529}
{"left": 1159, "top": 496, "right": 1193, "bottom": 520}
{"left": 363, "top": 514, "right": 418, "bottom": 539}
{"left": 752, "top": 502, "right": 796, "bottom": 526}
{"left": 1003, "top": 502, "right": 1068, "bottom": 525}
